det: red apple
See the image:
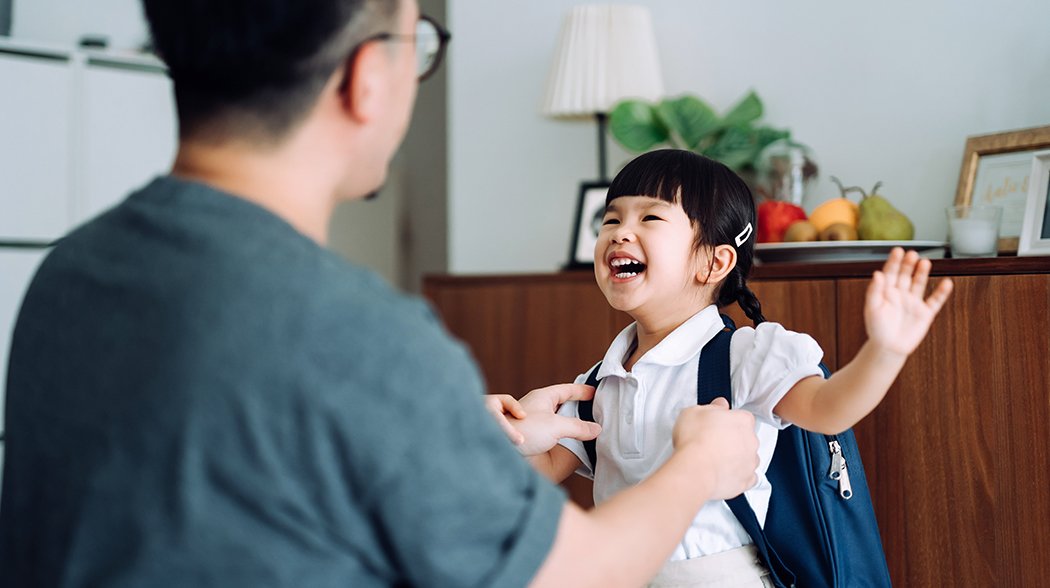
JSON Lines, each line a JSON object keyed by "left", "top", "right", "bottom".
{"left": 757, "top": 201, "right": 807, "bottom": 243}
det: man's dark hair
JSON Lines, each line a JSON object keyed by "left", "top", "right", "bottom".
{"left": 142, "top": 0, "right": 399, "bottom": 141}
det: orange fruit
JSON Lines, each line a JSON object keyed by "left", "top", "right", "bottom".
{"left": 809, "top": 198, "right": 859, "bottom": 232}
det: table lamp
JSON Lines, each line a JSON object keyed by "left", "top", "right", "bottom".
{"left": 542, "top": 4, "right": 664, "bottom": 183}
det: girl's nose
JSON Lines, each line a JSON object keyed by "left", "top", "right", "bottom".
{"left": 611, "top": 226, "right": 635, "bottom": 243}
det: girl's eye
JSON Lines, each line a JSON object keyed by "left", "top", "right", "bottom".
{"left": 643, "top": 215, "right": 663, "bottom": 222}
{"left": 602, "top": 218, "right": 620, "bottom": 226}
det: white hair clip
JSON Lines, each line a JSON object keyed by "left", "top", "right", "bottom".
{"left": 734, "top": 222, "right": 753, "bottom": 247}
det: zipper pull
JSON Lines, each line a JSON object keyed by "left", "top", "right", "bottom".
{"left": 828, "top": 439, "right": 854, "bottom": 499}
{"left": 828, "top": 440, "right": 844, "bottom": 480}
{"left": 838, "top": 461, "right": 854, "bottom": 500}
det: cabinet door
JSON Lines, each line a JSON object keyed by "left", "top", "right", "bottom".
{"left": 77, "top": 61, "right": 176, "bottom": 224}
{"left": 721, "top": 278, "right": 839, "bottom": 369}
{"left": 425, "top": 276, "right": 619, "bottom": 397}
{"left": 0, "top": 52, "right": 73, "bottom": 241}
{"left": 840, "top": 274, "right": 1050, "bottom": 586}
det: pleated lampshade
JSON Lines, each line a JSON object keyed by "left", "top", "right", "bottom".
{"left": 542, "top": 4, "right": 664, "bottom": 118}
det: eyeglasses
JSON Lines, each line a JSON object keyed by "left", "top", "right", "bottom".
{"left": 360, "top": 15, "right": 451, "bottom": 82}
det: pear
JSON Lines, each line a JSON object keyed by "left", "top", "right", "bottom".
{"left": 819, "top": 222, "right": 858, "bottom": 241}
{"left": 784, "top": 220, "right": 819, "bottom": 242}
{"left": 857, "top": 182, "right": 914, "bottom": 241}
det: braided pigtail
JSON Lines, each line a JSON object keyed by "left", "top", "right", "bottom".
{"left": 737, "top": 281, "right": 766, "bottom": 326}
{"left": 716, "top": 268, "right": 766, "bottom": 326}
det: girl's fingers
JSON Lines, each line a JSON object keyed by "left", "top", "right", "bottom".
{"left": 925, "top": 278, "right": 954, "bottom": 314}
{"left": 896, "top": 250, "right": 918, "bottom": 291}
{"left": 881, "top": 247, "right": 904, "bottom": 283}
{"left": 866, "top": 270, "right": 885, "bottom": 310}
{"left": 910, "top": 258, "right": 931, "bottom": 298}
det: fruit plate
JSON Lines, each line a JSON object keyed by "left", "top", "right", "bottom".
{"left": 754, "top": 240, "right": 947, "bottom": 264}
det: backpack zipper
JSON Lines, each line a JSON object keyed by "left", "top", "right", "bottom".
{"left": 827, "top": 440, "right": 854, "bottom": 500}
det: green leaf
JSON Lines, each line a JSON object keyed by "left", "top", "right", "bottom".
{"left": 719, "top": 91, "right": 763, "bottom": 129}
{"left": 609, "top": 100, "right": 669, "bottom": 152}
{"left": 752, "top": 126, "right": 791, "bottom": 149}
{"left": 654, "top": 96, "right": 719, "bottom": 150}
{"left": 749, "top": 126, "right": 792, "bottom": 164}
{"left": 705, "top": 127, "right": 760, "bottom": 170}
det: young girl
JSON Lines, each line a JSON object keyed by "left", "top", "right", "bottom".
{"left": 491, "top": 149, "right": 953, "bottom": 587}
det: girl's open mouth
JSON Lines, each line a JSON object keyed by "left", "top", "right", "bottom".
{"left": 610, "top": 257, "right": 647, "bottom": 279}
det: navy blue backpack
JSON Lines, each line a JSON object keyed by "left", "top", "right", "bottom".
{"left": 579, "top": 314, "right": 892, "bottom": 588}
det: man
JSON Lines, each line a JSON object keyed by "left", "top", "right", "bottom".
{"left": 0, "top": 0, "right": 760, "bottom": 585}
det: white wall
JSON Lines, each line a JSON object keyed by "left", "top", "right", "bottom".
{"left": 447, "top": 0, "right": 1050, "bottom": 274}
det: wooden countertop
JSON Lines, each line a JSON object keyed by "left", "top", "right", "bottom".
{"left": 425, "top": 256, "right": 1050, "bottom": 287}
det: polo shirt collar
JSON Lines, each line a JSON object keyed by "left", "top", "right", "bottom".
{"left": 596, "top": 305, "right": 724, "bottom": 379}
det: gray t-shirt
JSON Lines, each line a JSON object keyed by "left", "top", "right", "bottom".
{"left": 0, "top": 176, "right": 564, "bottom": 587}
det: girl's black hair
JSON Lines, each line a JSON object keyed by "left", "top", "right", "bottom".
{"left": 606, "top": 149, "right": 766, "bottom": 325}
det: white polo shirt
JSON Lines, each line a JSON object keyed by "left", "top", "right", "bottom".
{"left": 557, "top": 304, "right": 824, "bottom": 561}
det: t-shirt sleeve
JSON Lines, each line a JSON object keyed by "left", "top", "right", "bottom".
{"left": 314, "top": 296, "right": 565, "bottom": 588}
{"left": 730, "top": 322, "right": 825, "bottom": 429}
{"left": 555, "top": 368, "right": 597, "bottom": 479}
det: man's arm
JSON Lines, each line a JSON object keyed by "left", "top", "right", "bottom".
{"left": 530, "top": 400, "right": 758, "bottom": 587}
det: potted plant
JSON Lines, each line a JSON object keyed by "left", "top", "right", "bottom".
{"left": 608, "top": 90, "right": 816, "bottom": 201}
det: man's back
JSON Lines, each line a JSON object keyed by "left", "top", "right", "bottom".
{"left": 0, "top": 176, "right": 563, "bottom": 587}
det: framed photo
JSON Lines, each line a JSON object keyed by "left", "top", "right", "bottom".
{"left": 1018, "top": 149, "right": 1050, "bottom": 256}
{"left": 566, "top": 182, "right": 610, "bottom": 269}
{"left": 954, "top": 125, "right": 1050, "bottom": 253}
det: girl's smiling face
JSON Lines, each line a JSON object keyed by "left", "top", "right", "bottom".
{"left": 594, "top": 195, "right": 713, "bottom": 323}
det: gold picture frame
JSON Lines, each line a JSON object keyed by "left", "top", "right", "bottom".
{"left": 955, "top": 125, "right": 1050, "bottom": 253}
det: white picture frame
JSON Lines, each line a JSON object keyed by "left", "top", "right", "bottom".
{"left": 954, "top": 125, "right": 1050, "bottom": 253}
{"left": 1018, "top": 149, "right": 1050, "bottom": 256}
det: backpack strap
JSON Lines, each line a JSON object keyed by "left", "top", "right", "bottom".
{"left": 578, "top": 362, "right": 602, "bottom": 472}
{"left": 697, "top": 314, "right": 796, "bottom": 588}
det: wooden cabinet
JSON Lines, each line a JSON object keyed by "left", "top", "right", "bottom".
{"left": 424, "top": 256, "right": 1050, "bottom": 585}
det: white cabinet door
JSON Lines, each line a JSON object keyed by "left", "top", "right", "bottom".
{"left": 0, "top": 247, "right": 48, "bottom": 432}
{"left": 78, "top": 61, "right": 176, "bottom": 224}
{"left": 1, "top": 247, "right": 47, "bottom": 497}
{"left": 0, "top": 52, "right": 74, "bottom": 242}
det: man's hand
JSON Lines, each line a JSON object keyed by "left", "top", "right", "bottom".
{"left": 671, "top": 398, "right": 759, "bottom": 500}
{"left": 483, "top": 394, "right": 528, "bottom": 446}
{"left": 483, "top": 384, "right": 602, "bottom": 456}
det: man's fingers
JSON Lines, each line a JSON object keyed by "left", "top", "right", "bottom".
{"left": 706, "top": 397, "right": 730, "bottom": 409}
{"left": 484, "top": 394, "right": 526, "bottom": 419}
{"left": 533, "top": 383, "right": 596, "bottom": 407}
{"left": 504, "top": 398, "right": 527, "bottom": 419}
{"left": 557, "top": 417, "right": 602, "bottom": 441}
{"left": 494, "top": 413, "right": 524, "bottom": 445}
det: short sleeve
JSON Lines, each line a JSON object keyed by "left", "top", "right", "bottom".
{"left": 730, "top": 322, "right": 825, "bottom": 429}
{"left": 311, "top": 294, "right": 566, "bottom": 588}
{"left": 555, "top": 368, "right": 597, "bottom": 479}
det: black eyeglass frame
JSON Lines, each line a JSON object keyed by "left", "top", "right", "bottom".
{"left": 341, "top": 14, "right": 451, "bottom": 86}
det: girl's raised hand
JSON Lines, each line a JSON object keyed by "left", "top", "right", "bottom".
{"left": 864, "top": 247, "right": 953, "bottom": 356}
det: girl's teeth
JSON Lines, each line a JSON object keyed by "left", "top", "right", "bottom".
{"left": 615, "top": 272, "right": 637, "bottom": 279}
